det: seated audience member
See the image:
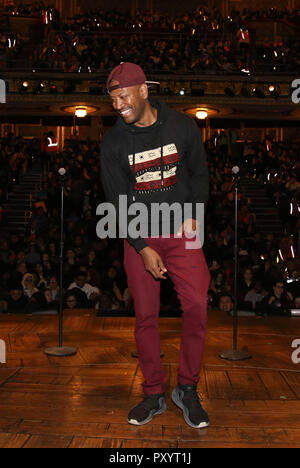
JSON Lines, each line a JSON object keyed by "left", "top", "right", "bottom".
{"left": 238, "top": 267, "right": 255, "bottom": 300}
{"left": 244, "top": 281, "right": 268, "bottom": 311}
{"left": 262, "top": 280, "right": 294, "bottom": 315}
{"left": 47, "top": 242, "right": 60, "bottom": 267}
{"left": 285, "top": 265, "right": 300, "bottom": 299}
{"left": 98, "top": 291, "right": 120, "bottom": 311}
{"left": 48, "top": 275, "right": 60, "bottom": 301}
{"left": 41, "top": 288, "right": 58, "bottom": 311}
{"left": 26, "top": 243, "right": 41, "bottom": 266}
{"left": 64, "top": 294, "right": 78, "bottom": 310}
{"left": 101, "top": 265, "right": 125, "bottom": 300}
{"left": 41, "top": 253, "right": 53, "bottom": 277}
{"left": 219, "top": 294, "right": 234, "bottom": 315}
{"left": 22, "top": 273, "right": 39, "bottom": 299}
{"left": 65, "top": 248, "right": 78, "bottom": 267}
{"left": 294, "top": 297, "right": 300, "bottom": 309}
{"left": 63, "top": 248, "right": 79, "bottom": 285}
{"left": 84, "top": 249, "right": 98, "bottom": 269}
{"left": 210, "top": 271, "right": 227, "bottom": 296}
{"left": 6, "top": 284, "right": 29, "bottom": 314}
{"left": 68, "top": 270, "right": 100, "bottom": 307}
{"left": 34, "top": 263, "right": 48, "bottom": 289}
{"left": 14, "top": 261, "right": 28, "bottom": 283}
{"left": 21, "top": 272, "right": 44, "bottom": 312}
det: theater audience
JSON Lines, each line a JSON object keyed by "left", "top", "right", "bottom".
{"left": 1, "top": 4, "right": 300, "bottom": 73}
{"left": 0, "top": 134, "right": 298, "bottom": 317}
{"left": 0, "top": 4, "right": 299, "bottom": 316}
{"left": 6, "top": 284, "right": 29, "bottom": 314}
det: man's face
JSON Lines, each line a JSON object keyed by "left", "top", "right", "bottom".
{"left": 274, "top": 282, "right": 284, "bottom": 297}
{"left": 244, "top": 269, "right": 253, "bottom": 281}
{"left": 66, "top": 296, "right": 77, "bottom": 309}
{"left": 109, "top": 84, "right": 147, "bottom": 126}
{"left": 75, "top": 276, "right": 86, "bottom": 288}
{"left": 219, "top": 296, "right": 233, "bottom": 313}
{"left": 49, "top": 277, "right": 58, "bottom": 289}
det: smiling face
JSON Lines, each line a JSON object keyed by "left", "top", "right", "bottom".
{"left": 219, "top": 296, "right": 233, "bottom": 313}
{"left": 109, "top": 84, "right": 149, "bottom": 126}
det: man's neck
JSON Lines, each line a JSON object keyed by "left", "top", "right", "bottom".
{"left": 135, "top": 102, "right": 158, "bottom": 128}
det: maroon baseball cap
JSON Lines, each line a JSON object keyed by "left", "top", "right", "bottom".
{"left": 106, "top": 62, "right": 148, "bottom": 93}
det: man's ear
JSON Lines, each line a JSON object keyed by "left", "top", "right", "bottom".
{"left": 139, "top": 83, "right": 148, "bottom": 100}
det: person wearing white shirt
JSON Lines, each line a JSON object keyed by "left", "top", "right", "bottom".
{"left": 68, "top": 271, "right": 100, "bottom": 301}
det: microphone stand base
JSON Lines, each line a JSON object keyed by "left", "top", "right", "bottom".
{"left": 219, "top": 349, "right": 252, "bottom": 361}
{"left": 44, "top": 347, "right": 77, "bottom": 357}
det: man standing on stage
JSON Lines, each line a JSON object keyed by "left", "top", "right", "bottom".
{"left": 100, "top": 62, "right": 210, "bottom": 429}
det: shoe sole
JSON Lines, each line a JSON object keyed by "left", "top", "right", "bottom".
{"left": 172, "top": 388, "right": 209, "bottom": 429}
{"left": 128, "top": 400, "right": 167, "bottom": 426}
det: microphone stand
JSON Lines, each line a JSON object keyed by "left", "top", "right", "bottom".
{"left": 219, "top": 168, "right": 251, "bottom": 361}
{"left": 45, "top": 170, "right": 77, "bottom": 357}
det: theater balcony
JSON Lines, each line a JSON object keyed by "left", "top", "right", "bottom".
{"left": 0, "top": 69, "right": 299, "bottom": 143}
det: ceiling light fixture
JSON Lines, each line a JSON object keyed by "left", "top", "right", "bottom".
{"left": 75, "top": 107, "right": 88, "bottom": 118}
{"left": 196, "top": 110, "right": 208, "bottom": 120}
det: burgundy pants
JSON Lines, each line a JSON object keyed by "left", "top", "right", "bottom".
{"left": 124, "top": 234, "right": 210, "bottom": 395}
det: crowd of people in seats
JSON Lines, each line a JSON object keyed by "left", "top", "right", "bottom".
{"left": 1, "top": 3, "right": 299, "bottom": 22}
{"left": 31, "top": 6, "right": 300, "bottom": 74}
{"left": 0, "top": 137, "right": 131, "bottom": 314}
{"left": 0, "top": 1, "right": 59, "bottom": 19}
{"left": 1, "top": 4, "right": 300, "bottom": 72}
{"left": 0, "top": 29, "right": 23, "bottom": 67}
{"left": 205, "top": 134, "right": 299, "bottom": 316}
{"left": 0, "top": 132, "right": 298, "bottom": 316}
{"left": 0, "top": 136, "right": 37, "bottom": 207}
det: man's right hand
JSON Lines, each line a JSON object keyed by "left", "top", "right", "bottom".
{"left": 140, "top": 246, "right": 167, "bottom": 280}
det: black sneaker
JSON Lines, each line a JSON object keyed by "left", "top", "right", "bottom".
{"left": 172, "top": 385, "right": 209, "bottom": 429}
{"left": 128, "top": 394, "right": 166, "bottom": 426}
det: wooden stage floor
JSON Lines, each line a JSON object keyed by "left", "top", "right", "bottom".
{"left": 0, "top": 309, "right": 300, "bottom": 448}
